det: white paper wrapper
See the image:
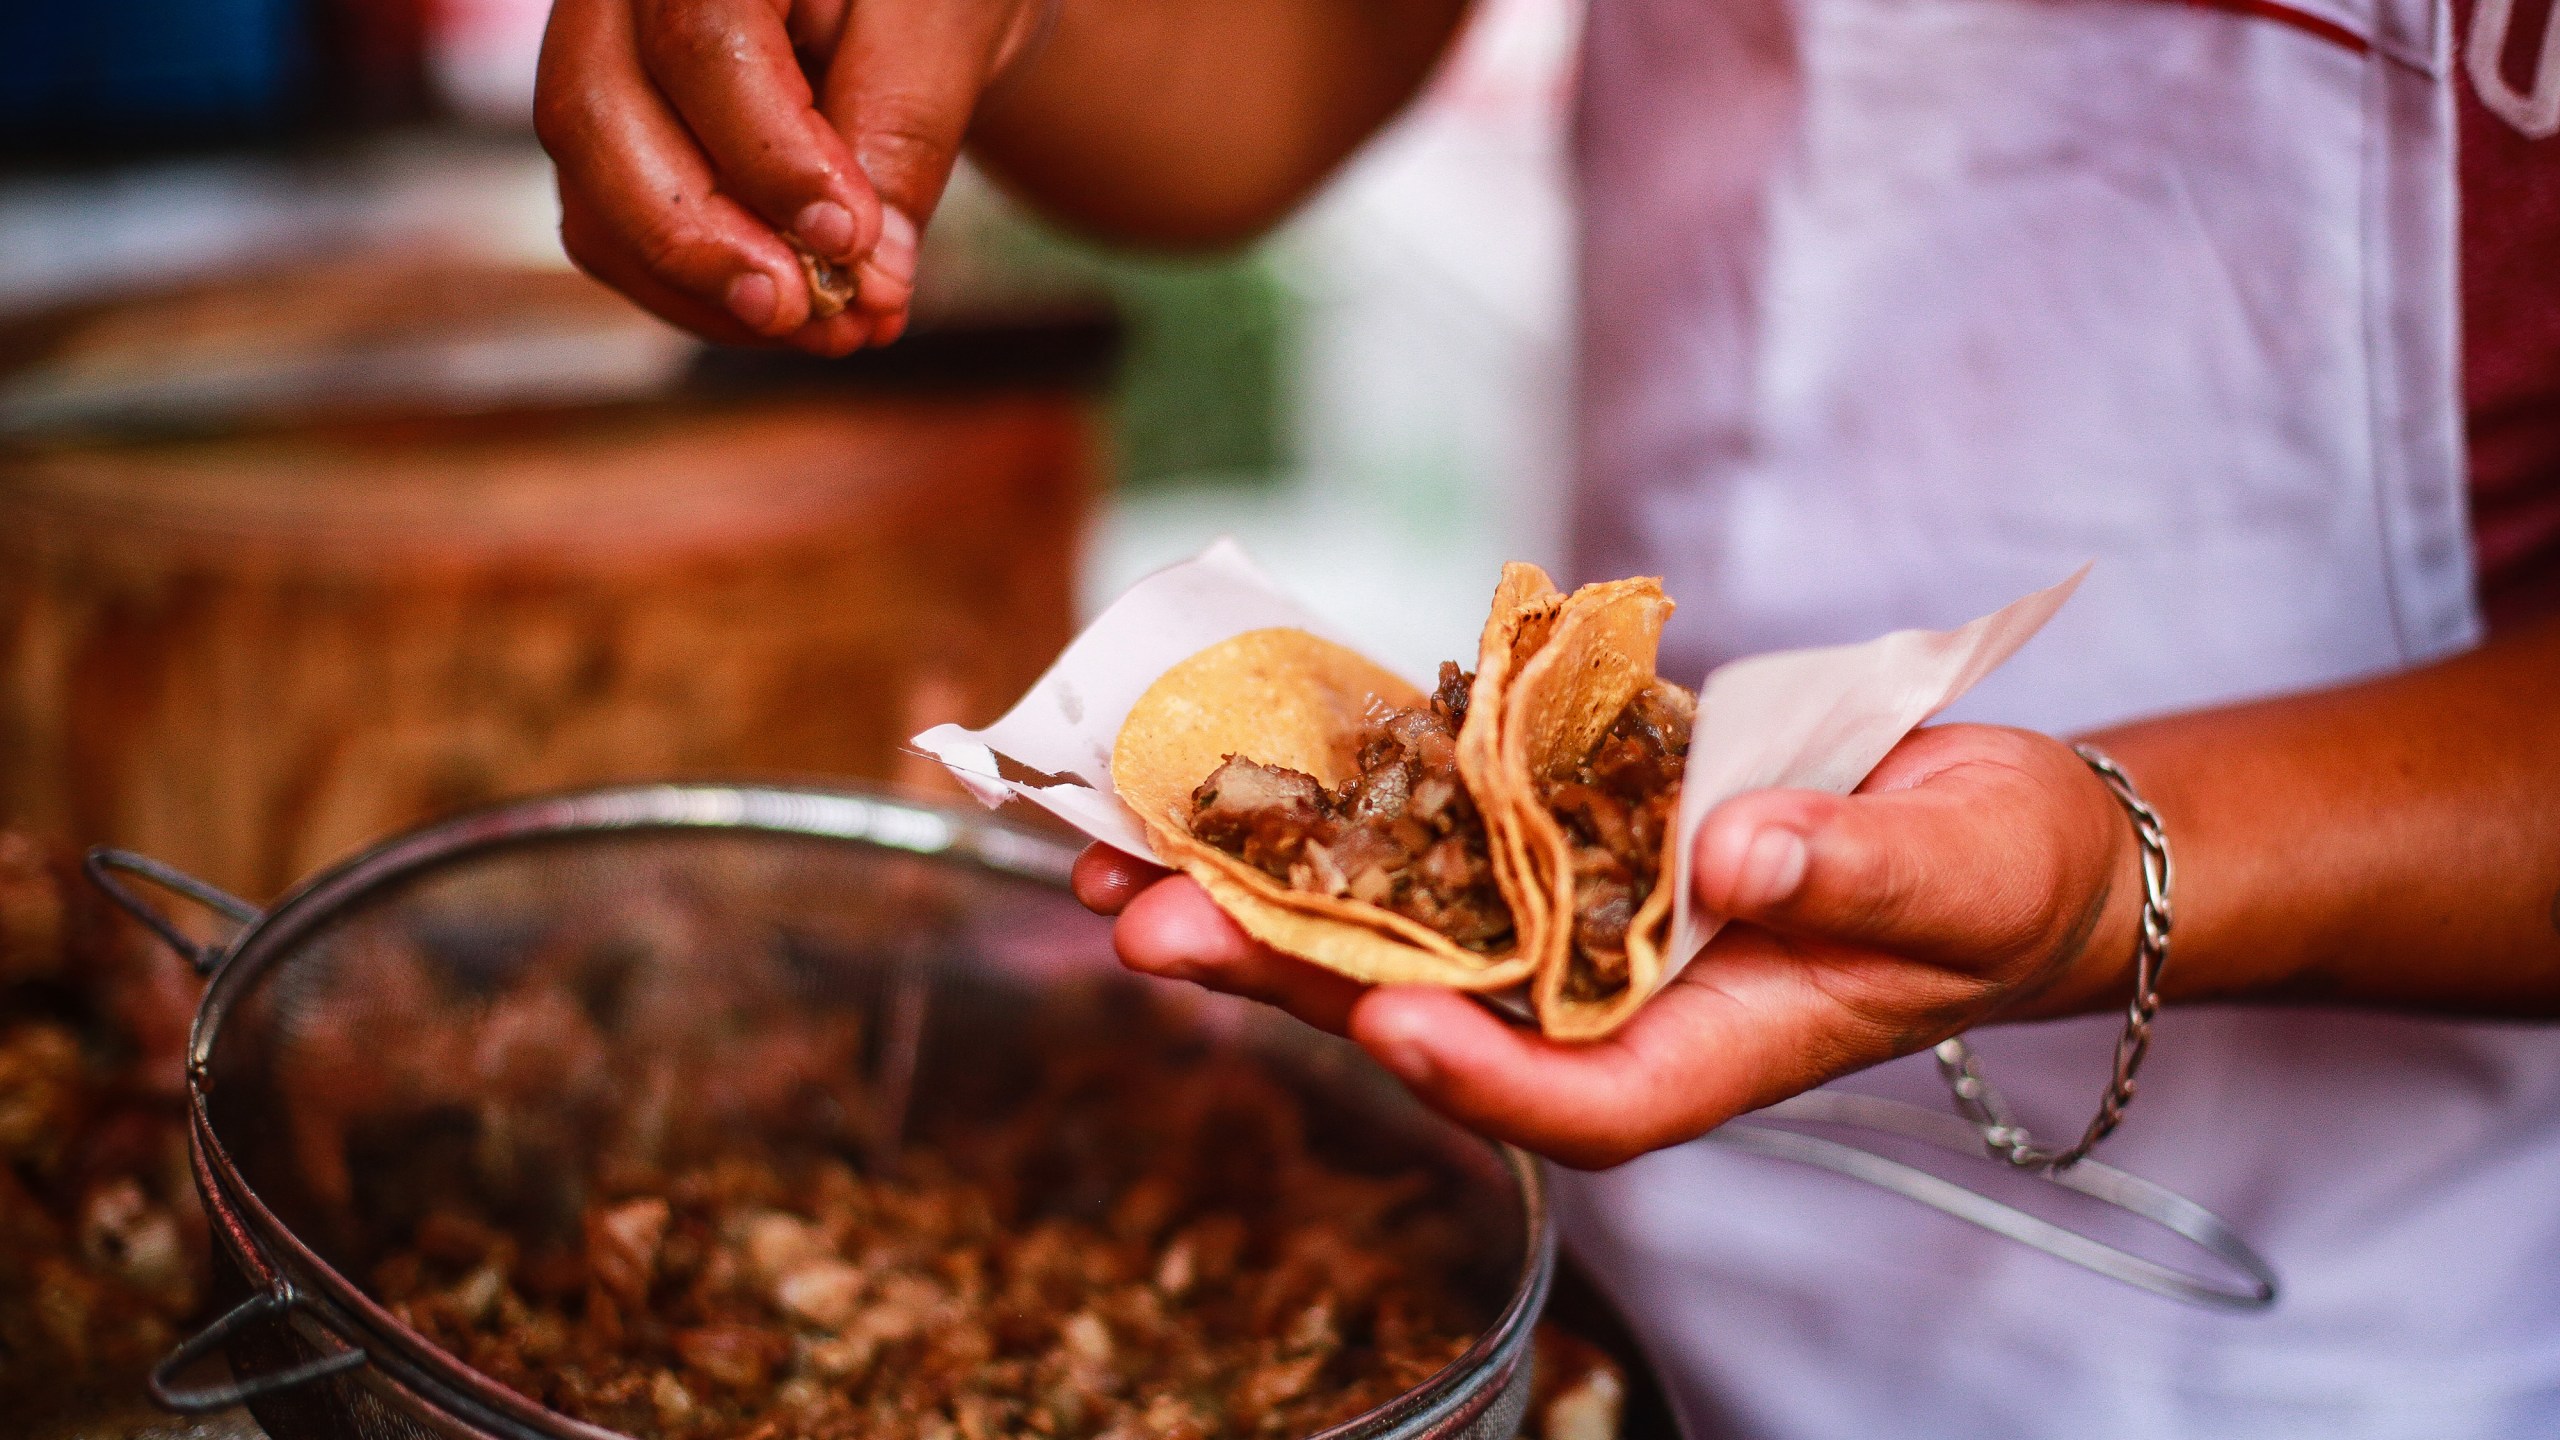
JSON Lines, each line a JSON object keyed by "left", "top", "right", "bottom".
{"left": 913, "top": 539, "right": 2082, "bottom": 1000}
{"left": 1658, "top": 567, "right": 2084, "bottom": 983}
{"left": 912, "top": 540, "right": 1364, "bottom": 857}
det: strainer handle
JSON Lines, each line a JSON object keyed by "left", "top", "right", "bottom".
{"left": 1710, "top": 1091, "right": 2279, "bottom": 1310}
{"left": 84, "top": 848, "right": 262, "bottom": 977}
{"left": 150, "top": 1283, "right": 370, "bottom": 1413}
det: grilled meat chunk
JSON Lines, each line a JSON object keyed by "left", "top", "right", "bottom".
{"left": 1190, "top": 757, "right": 1334, "bottom": 875}
{"left": 1187, "top": 663, "right": 1513, "bottom": 952}
{"left": 380, "top": 1040, "right": 1487, "bottom": 1440}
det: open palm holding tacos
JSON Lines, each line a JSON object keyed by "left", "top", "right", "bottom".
{"left": 1108, "top": 564, "right": 1697, "bottom": 1040}
{"left": 915, "top": 542, "right": 2092, "bottom": 1129}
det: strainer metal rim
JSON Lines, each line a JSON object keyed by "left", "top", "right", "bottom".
{"left": 169, "top": 781, "right": 1556, "bottom": 1440}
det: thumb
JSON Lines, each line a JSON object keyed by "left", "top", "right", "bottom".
{"left": 817, "top": 0, "right": 1035, "bottom": 329}
{"left": 1691, "top": 779, "right": 2063, "bottom": 971}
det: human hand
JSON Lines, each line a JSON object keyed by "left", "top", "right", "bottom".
{"left": 1074, "top": 724, "right": 2142, "bottom": 1169}
{"left": 533, "top": 0, "right": 1052, "bottom": 354}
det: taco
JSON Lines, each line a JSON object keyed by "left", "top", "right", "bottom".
{"left": 1109, "top": 578, "right": 1563, "bottom": 991}
{"left": 970, "top": 550, "right": 2063, "bottom": 1042}
{"left": 1497, "top": 578, "right": 1692, "bottom": 1040}
{"left": 1109, "top": 567, "right": 1694, "bottom": 1039}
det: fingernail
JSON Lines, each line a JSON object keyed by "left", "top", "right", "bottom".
{"left": 1373, "top": 1034, "right": 1436, "bottom": 1088}
{"left": 871, "top": 208, "right": 917, "bottom": 287}
{"left": 1735, "top": 827, "right": 1809, "bottom": 910}
{"left": 794, "top": 200, "right": 855, "bottom": 257}
{"left": 724, "top": 272, "right": 778, "bottom": 330}
{"left": 1122, "top": 954, "right": 1198, "bottom": 985}
{"left": 1112, "top": 926, "right": 1201, "bottom": 983}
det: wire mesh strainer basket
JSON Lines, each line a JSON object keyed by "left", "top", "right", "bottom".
{"left": 89, "top": 784, "right": 1554, "bottom": 1440}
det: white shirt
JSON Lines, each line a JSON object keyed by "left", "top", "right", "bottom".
{"left": 1564, "top": 0, "right": 2560, "bottom": 1431}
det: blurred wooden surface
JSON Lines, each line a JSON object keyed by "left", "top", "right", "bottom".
{"left": 0, "top": 391, "right": 1094, "bottom": 902}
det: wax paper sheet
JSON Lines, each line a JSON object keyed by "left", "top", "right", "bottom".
{"left": 913, "top": 539, "right": 2081, "bottom": 1001}
{"left": 1658, "top": 566, "right": 2084, "bottom": 982}
{"left": 912, "top": 540, "right": 1364, "bottom": 856}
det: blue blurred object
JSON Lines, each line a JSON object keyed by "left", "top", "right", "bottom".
{"left": 1, "top": 0, "right": 308, "bottom": 153}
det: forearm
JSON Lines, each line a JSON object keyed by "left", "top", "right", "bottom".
{"left": 970, "top": 0, "right": 1470, "bottom": 247}
{"left": 2061, "top": 615, "right": 2560, "bottom": 1018}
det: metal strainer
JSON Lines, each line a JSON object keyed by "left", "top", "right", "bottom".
{"left": 88, "top": 784, "right": 1554, "bottom": 1440}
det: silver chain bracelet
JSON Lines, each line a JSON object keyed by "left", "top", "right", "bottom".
{"left": 1932, "top": 742, "right": 2172, "bottom": 1172}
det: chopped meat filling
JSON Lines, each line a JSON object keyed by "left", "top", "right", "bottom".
{"left": 1189, "top": 664, "right": 1513, "bottom": 952}
{"left": 1537, "top": 686, "right": 1694, "bottom": 1001}
{"left": 379, "top": 1046, "right": 1485, "bottom": 1440}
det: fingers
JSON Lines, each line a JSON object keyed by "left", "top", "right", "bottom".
{"left": 1348, "top": 988, "right": 1677, "bottom": 1167}
{"left": 557, "top": 201, "right": 757, "bottom": 341}
{"left": 1111, "top": 877, "right": 1369, "bottom": 1035}
{"left": 538, "top": 0, "right": 816, "bottom": 338}
{"left": 631, "top": 0, "right": 881, "bottom": 265}
{"left": 1691, "top": 726, "right": 2115, "bottom": 973}
{"left": 1070, "top": 845, "right": 1167, "bottom": 916}
{"left": 817, "top": 0, "right": 1031, "bottom": 325}
{"left": 560, "top": 197, "right": 874, "bottom": 353}
{"left": 1348, "top": 929, "right": 1909, "bottom": 1169}
{"left": 1345, "top": 725, "right": 2134, "bottom": 1169}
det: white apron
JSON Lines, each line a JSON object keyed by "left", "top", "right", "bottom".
{"left": 1568, "top": 0, "right": 2560, "bottom": 1433}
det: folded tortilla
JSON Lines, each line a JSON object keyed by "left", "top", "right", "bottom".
{"left": 1110, "top": 584, "right": 1562, "bottom": 991}
{"left": 1109, "top": 565, "right": 1692, "bottom": 1037}
{"left": 1495, "top": 577, "right": 1685, "bottom": 1040}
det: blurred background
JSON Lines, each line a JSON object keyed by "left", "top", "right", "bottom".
{"left": 1, "top": 0, "right": 1579, "bottom": 899}
{"left": 0, "top": 3, "right": 1576, "bottom": 1427}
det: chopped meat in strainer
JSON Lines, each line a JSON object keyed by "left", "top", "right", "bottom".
{"left": 376, "top": 1046, "right": 1489, "bottom": 1440}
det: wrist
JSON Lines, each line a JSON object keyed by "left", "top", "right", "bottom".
{"left": 1992, "top": 745, "right": 2151, "bottom": 1024}
{"left": 1936, "top": 742, "right": 2175, "bottom": 1172}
